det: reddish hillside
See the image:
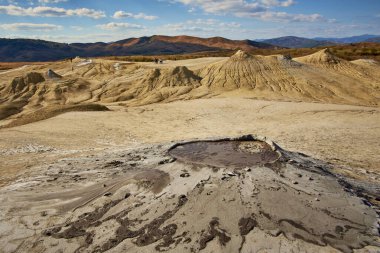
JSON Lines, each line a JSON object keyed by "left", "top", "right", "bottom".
{"left": 151, "top": 35, "right": 276, "bottom": 50}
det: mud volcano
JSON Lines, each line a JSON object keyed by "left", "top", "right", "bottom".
{"left": 169, "top": 140, "right": 280, "bottom": 168}
{"left": 0, "top": 135, "right": 379, "bottom": 253}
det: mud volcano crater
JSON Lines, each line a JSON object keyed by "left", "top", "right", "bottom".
{"left": 168, "top": 139, "right": 280, "bottom": 168}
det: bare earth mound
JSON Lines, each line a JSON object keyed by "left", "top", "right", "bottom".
{"left": 2, "top": 104, "right": 109, "bottom": 128}
{"left": 0, "top": 135, "right": 378, "bottom": 253}
{"left": 0, "top": 49, "right": 380, "bottom": 127}
{"left": 0, "top": 51, "right": 379, "bottom": 252}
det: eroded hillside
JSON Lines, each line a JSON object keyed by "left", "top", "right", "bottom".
{"left": 0, "top": 49, "right": 379, "bottom": 127}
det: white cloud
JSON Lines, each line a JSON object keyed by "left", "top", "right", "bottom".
{"left": 3, "top": 33, "right": 147, "bottom": 43}
{"left": 170, "top": 0, "right": 326, "bottom": 23}
{"left": 38, "top": 0, "right": 68, "bottom": 3}
{"left": 242, "top": 11, "right": 326, "bottom": 22}
{"left": 97, "top": 22, "right": 145, "bottom": 30}
{"left": 172, "top": 0, "right": 265, "bottom": 14}
{"left": 70, "top": 26, "right": 83, "bottom": 31}
{"left": 260, "top": 0, "right": 295, "bottom": 7}
{"left": 0, "top": 22, "right": 62, "bottom": 31}
{"left": 113, "top": 11, "right": 158, "bottom": 20}
{"left": 165, "top": 19, "right": 241, "bottom": 33}
{"left": 0, "top": 5, "right": 105, "bottom": 19}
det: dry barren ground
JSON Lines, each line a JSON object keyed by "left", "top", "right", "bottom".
{"left": 0, "top": 98, "right": 379, "bottom": 252}
{"left": 0, "top": 51, "right": 379, "bottom": 252}
{"left": 1, "top": 98, "right": 379, "bottom": 185}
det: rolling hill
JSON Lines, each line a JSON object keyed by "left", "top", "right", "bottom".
{"left": 261, "top": 36, "right": 335, "bottom": 48}
{"left": 0, "top": 35, "right": 275, "bottom": 62}
{"left": 314, "top": 34, "right": 380, "bottom": 43}
{"left": 365, "top": 37, "right": 380, "bottom": 43}
{"left": 1, "top": 49, "right": 379, "bottom": 126}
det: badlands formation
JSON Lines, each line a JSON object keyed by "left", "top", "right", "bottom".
{"left": 0, "top": 50, "right": 379, "bottom": 253}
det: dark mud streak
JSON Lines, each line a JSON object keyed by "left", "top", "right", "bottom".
{"left": 238, "top": 216, "right": 257, "bottom": 252}
{"left": 98, "top": 195, "right": 188, "bottom": 252}
{"left": 278, "top": 219, "right": 377, "bottom": 253}
{"left": 199, "top": 218, "right": 231, "bottom": 250}
{"left": 45, "top": 195, "right": 188, "bottom": 252}
{"left": 47, "top": 199, "right": 124, "bottom": 252}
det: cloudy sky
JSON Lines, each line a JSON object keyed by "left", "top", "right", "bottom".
{"left": 0, "top": 0, "right": 379, "bottom": 43}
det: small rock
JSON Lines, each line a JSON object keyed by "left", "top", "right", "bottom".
{"left": 125, "top": 193, "right": 131, "bottom": 199}
{"left": 308, "top": 177, "right": 314, "bottom": 181}
{"left": 315, "top": 198, "right": 320, "bottom": 201}
{"left": 42, "top": 227, "right": 61, "bottom": 236}
{"left": 158, "top": 158, "right": 176, "bottom": 165}
{"left": 104, "top": 192, "right": 112, "bottom": 197}
{"left": 180, "top": 173, "right": 190, "bottom": 178}
{"left": 178, "top": 195, "right": 188, "bottom": 206}
{"left": 227, "top": 172, "right": 236, "bottom": 176}
{"left": 244, "top": 167, "right": 251, "bottom": 172}
{"left": 292, "top": 181, "right": 299, "bottom": 185}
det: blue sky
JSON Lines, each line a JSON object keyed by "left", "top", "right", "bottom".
{"left": 0, "top": 0, "right": 379, "bottom": 43}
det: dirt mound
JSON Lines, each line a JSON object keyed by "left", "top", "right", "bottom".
{"left": 351, "top": 59, "right": 380, "bottom": 66}
{"left": 1, "top": 136, "right": 379, "bottom": 252}
{"left": 230, "top": 50, "right": 252, "bottom": 61}
{"left": 199, "top": 50, "right": 299, "bottom": 91}
{"left": 196, "top": 50, "right": 380, "bottom": 106}
{"left": 46, "top": 69, "right": 62, "bottom": 79}
{"left": 10, "top": 72, "right": 45, "bottom": 93}
{"left": 0, "top": 104, "right": 22, "bottom": 120}
{"left": 0, "top": 55, "right": 379, "bottom": 123}
{"left": 2, "top": 104, "right": 109, "bottom": 128}
{"left": 295, "top": 48, "right": 342, "bottom": 65}
{"left": 132, "top": 66, "right": 203, "bottom": 104}
{"left": 146, "top": 66, "right": 202, "bottom": 88}
{"left": 100, "top": 66, "right": 203, "bottom": 105}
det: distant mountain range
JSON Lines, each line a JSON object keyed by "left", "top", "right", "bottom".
{"left": 260, "top": 35, "right": 380, "bottom": 48}
{"left": 0, "top": 35, "right": 275, "bottom": 62}
{"left": 261, "top": 36, "right": 335, "bottom": 49}
{"left": 0, "top": 34, "right": 379, "bottom": 62}
{"left": 363, "top": 37, "right": 380, "bottom": 43}
{"left": 313, "top": 34, "right": 380, "bottom": 44}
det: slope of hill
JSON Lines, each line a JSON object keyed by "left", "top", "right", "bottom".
{"left": 314, "top": 34, "right": 380, "bottom": 43}
{"left": 262, "top": 36, "right": 335, "bottom": 48}
{"left": 0, "top": 36, "right": 276, "bottom": 62}
{"left": 365, "top": 37, "right": 380, "bottom": 43}
{"left": 150, "top": 35, "right": 275, "bottom": 50}
{"left": 0, "top": 39, "right": 83, "bottom": 62}
{"left": 1, "top": 49, "right": 379, "bottom": 127}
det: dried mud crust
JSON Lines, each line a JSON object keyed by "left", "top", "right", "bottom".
{"left": 168, "top": 138, "right": 280, "bottom": 168}
{"left": 0, "top": 135, "right": 379, "bottom": 253}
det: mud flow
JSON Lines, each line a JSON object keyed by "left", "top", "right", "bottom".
{"left": 1, "top": 138, "right": 379, "bottom": 253}
{"left": 169, "top": 140, "right": 280, "bottom": 168}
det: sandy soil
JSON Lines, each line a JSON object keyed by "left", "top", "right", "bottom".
{"left": 0, "top": 51, "right": 379, "bottom": 252}
{"left": 1, "top": 98, "right": 379, "bottom": 185}
{"left": 1, "top": 50, "right": 379, "bottom": 126}
{"left": 0, "top": 131, "right": 379, "bottom": 253}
